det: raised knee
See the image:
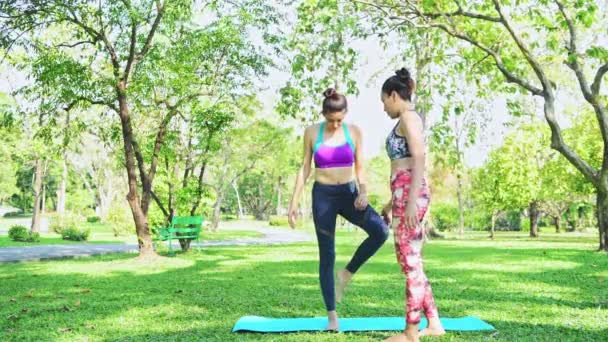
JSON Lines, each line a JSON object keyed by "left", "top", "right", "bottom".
{"left": 375, "top": 225, "right": 389, "bottom": 243}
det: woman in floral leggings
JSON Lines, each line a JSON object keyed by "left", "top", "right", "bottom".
{"left": 380, "top": 68, "right": 445, "bottom": 342}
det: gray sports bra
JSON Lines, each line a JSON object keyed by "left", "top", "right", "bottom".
{"left": 386, "top": 121, "right": 412, "bottom": 160}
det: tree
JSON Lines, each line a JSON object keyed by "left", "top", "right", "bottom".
{"left": 207, "top": 120, "right": 288, "bottom": 230}
{"left": 430, "top": 74, "right": 491, "bottom": 235}
{"left": 277, "top": 0, "right": 363, "bottom": 122}
{"left": 352, "top": 0, "right": 608, "bottom": 250}
{"left": 0, "top": 92, "right": 19, "bottom": 203}
{"left": 0, "top": 0, "right": 279, "bottom": 255}
{"left": 472, "top": 123, "right": 548, "bottom": 237}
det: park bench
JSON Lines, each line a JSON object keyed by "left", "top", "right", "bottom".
{"left": 154, "top": 215, "right": 204, "bottom": 255}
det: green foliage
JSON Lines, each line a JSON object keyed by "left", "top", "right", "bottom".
{"left": 3, "top": 211, "right": 25, "bottom": 218}
{"left": 431, "top": 203, "right": 460, "bottom": 231}
{"left": 60, "top": 227, "right": 90, "bottom": 241}
{"left": 498, "top": 211, "right": 523, "bottom": 231}
{"left": 8, "top": 225, "right": 39, "bottom": 242}
{"left": 277, "top": 0, "right": 364, "bottom": 121}
{"left": 0, "top": 125, "right": 19, "bottom": 202}
{"left": 107, "top": 202, "right": 135, "bottom": 237}
{"left": 86, "top": 216, "right": 101, "bottom": 223}
{"left": 464, "top": 210, "right": 492, "bottom": 231}
{"left": 49, "top": 212, "right": 85, "bottom": 235}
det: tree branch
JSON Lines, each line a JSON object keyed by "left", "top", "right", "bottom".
{"left": 151, "top": 191, "right": 170, "bottom": 218}
{"left": 428, "top": 22, "right": 543, "bottom": 96}
{"left": 555, "top": 1, "right": 608, "bottom": 155}
{"left": 123, "top": 0, "right": 165, "bottom": 81}
{"left": 555, "top": 0, "right": 594, "bottom": 101}
{"left": 491, "top": 0, "right": 552, "bottom": 94}
{"left": 56, "top": 40, "right": 96, "bottom": 49}
{"left": 592, "top": 63, "right": 608, "bottom": 96}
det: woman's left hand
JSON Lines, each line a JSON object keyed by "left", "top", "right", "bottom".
{"left": 354, "top": 192, "right": 368, "bottom": 210}
{"left": 405, "top": 203, "right": 418, "bottom": 229}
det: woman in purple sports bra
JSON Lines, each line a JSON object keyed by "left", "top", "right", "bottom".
{"left": 287, "top": 88, "right": 389, "bottom": 331}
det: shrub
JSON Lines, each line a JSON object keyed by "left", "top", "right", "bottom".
{"left": 86, "top": 216, "right": 101, "bottom": 223}
{"left": 8, "top": 225, "right": 28, "bottom": 241}
{"left": 221, "top": 214, "right": 237, "bottom": 221}
{"left": 61, "top": 227, "right": 90, "bottom": 241}
{"left": 3, "top": 211, "right": 24, "bottom": 218}
{"left": 49, "top": 212, "right": 85, "bottom": 234}
{"left": 464, "top": 210, "right": 492, "bottom": 231}
{"left": 431, "top": 203, "right": 460, "bottom": 231}
{"left": 107, "top": 202, "right": 134, "bottom": 237}
{"left": 8, "top": 225, "right": 40, "bottom": 242}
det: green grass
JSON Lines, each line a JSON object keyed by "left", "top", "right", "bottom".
{"left": 0, "top": 221, "right": 137, "bottom": 247}
{"left": 0, "top": 235, "right": 124, "bottom": 247}
{"left": 0, "top": 231, "right": 606, "bottom": 341}
{"left": 0, "top": 217, "right": 264, "bottom": 247}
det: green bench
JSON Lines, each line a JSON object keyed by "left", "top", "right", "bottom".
{"left": 154, "top": 215, "right": 204, "bottom": 255}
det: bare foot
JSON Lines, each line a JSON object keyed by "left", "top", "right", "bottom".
{"left": 383, "top": 332, "right": 418, "bottom": 342}
{"left": 420, "top": 318, "right": 445, "bottom": 336}
{"left": 326, "top": 311, "right": 339, "bottom": 331}
{"left": 419, "top": 327, "right": 446, "bottom": 337}
{"left": 336, "top": 269, "right": 352, "bottom": 303}
{"left": 383, "top": 333, "right": 408, "bottom": 342}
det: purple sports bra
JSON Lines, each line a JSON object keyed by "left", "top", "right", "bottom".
{"left": 313, "top": 122, "right": 355, "bottom": 169}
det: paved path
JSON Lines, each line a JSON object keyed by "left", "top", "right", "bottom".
{"left": 0, "top": 224, "right": 313, "bottom": 263}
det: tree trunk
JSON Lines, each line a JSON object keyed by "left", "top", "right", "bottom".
{"left": 232, "top": 181, "right": 243, "bottom": 219}
{"left": 41, "top": 184, "right": 46, "bottom": 213}
{"left": 276, "top": 176, "right": 282, "bottom": 215}
{"left": 529, "top": 201, "right": 540, "bottom": 238}
{"left": 598, "top": 190, "right": 608, "bottom": 251}
{"left": 57, "top": 156, "right": 67, "bottom": 214}
{"left": 30, "top": 158, "right": 44, "bottom": 233}
{"left": 457, "top": 172, "right": 465, "bottom": 236}
{"left": 490, "top": 210, "right": 496, "bottom": 239}
{"left": 117, "top": 90, "right": 155, "bottom": 256}
{"left": 554, "top": 215, "right": 561, "bottom": 233}
{"left": 190, "top": 163, "right": 207, "bottom": 216}
{"left": 210, "top": 188, "right": 226, "bottom": 232}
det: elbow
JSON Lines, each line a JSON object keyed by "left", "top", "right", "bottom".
{"left": 302, "top": 165, "right": 312, "bottom": 179}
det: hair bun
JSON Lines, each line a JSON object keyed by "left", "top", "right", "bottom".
{"left": 323, "top": 88, "right": 338, "bottom": 98}
{"left": 395, "top": 68, "right": 411, "bottom": 82}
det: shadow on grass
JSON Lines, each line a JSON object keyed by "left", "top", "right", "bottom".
{"left": 0, "top": 239, "right": 606, "bottom": 341}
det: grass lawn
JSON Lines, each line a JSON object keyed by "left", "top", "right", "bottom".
{"left": 0, "top": 221, "right": 137, "bottom": 247}
{"left": 0, "top": 231, "right": 606, "bottom": 341}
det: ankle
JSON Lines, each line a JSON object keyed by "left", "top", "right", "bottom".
{"left": 405, "top": 324, "right": 419, "bottom": 335}
{"left": 340, "top": 269, "right": 353, "bottom": 278}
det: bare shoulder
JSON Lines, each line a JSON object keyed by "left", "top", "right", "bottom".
{"left": 303, "top": 123, "right": 318, "bottom": 137}
{"left": 347, "top": 123, "right": 362, "bottom": 138}
{"left": 303, "top": 123, "right": 322, "bottom": 144}
{"left": 400, "top": 111, "right": 423, "bottom": 131}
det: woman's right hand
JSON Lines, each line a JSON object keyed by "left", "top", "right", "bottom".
{"left": 381, "top": 201, "right": 392, "bottom": 225}
{"left": 287, "top": 203, "right": 298, "bottom": 229}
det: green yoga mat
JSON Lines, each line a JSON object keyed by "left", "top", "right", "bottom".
{"left": 233, "top": 316, "right": 496, "bottom": 333}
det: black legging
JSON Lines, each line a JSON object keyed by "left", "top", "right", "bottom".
{"left": 312, "top": 181, "right": 389, "bottom": 311}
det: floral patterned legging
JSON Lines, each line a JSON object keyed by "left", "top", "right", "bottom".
{"left": 391, "top": 169, "right": 439, "bottom": 324}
